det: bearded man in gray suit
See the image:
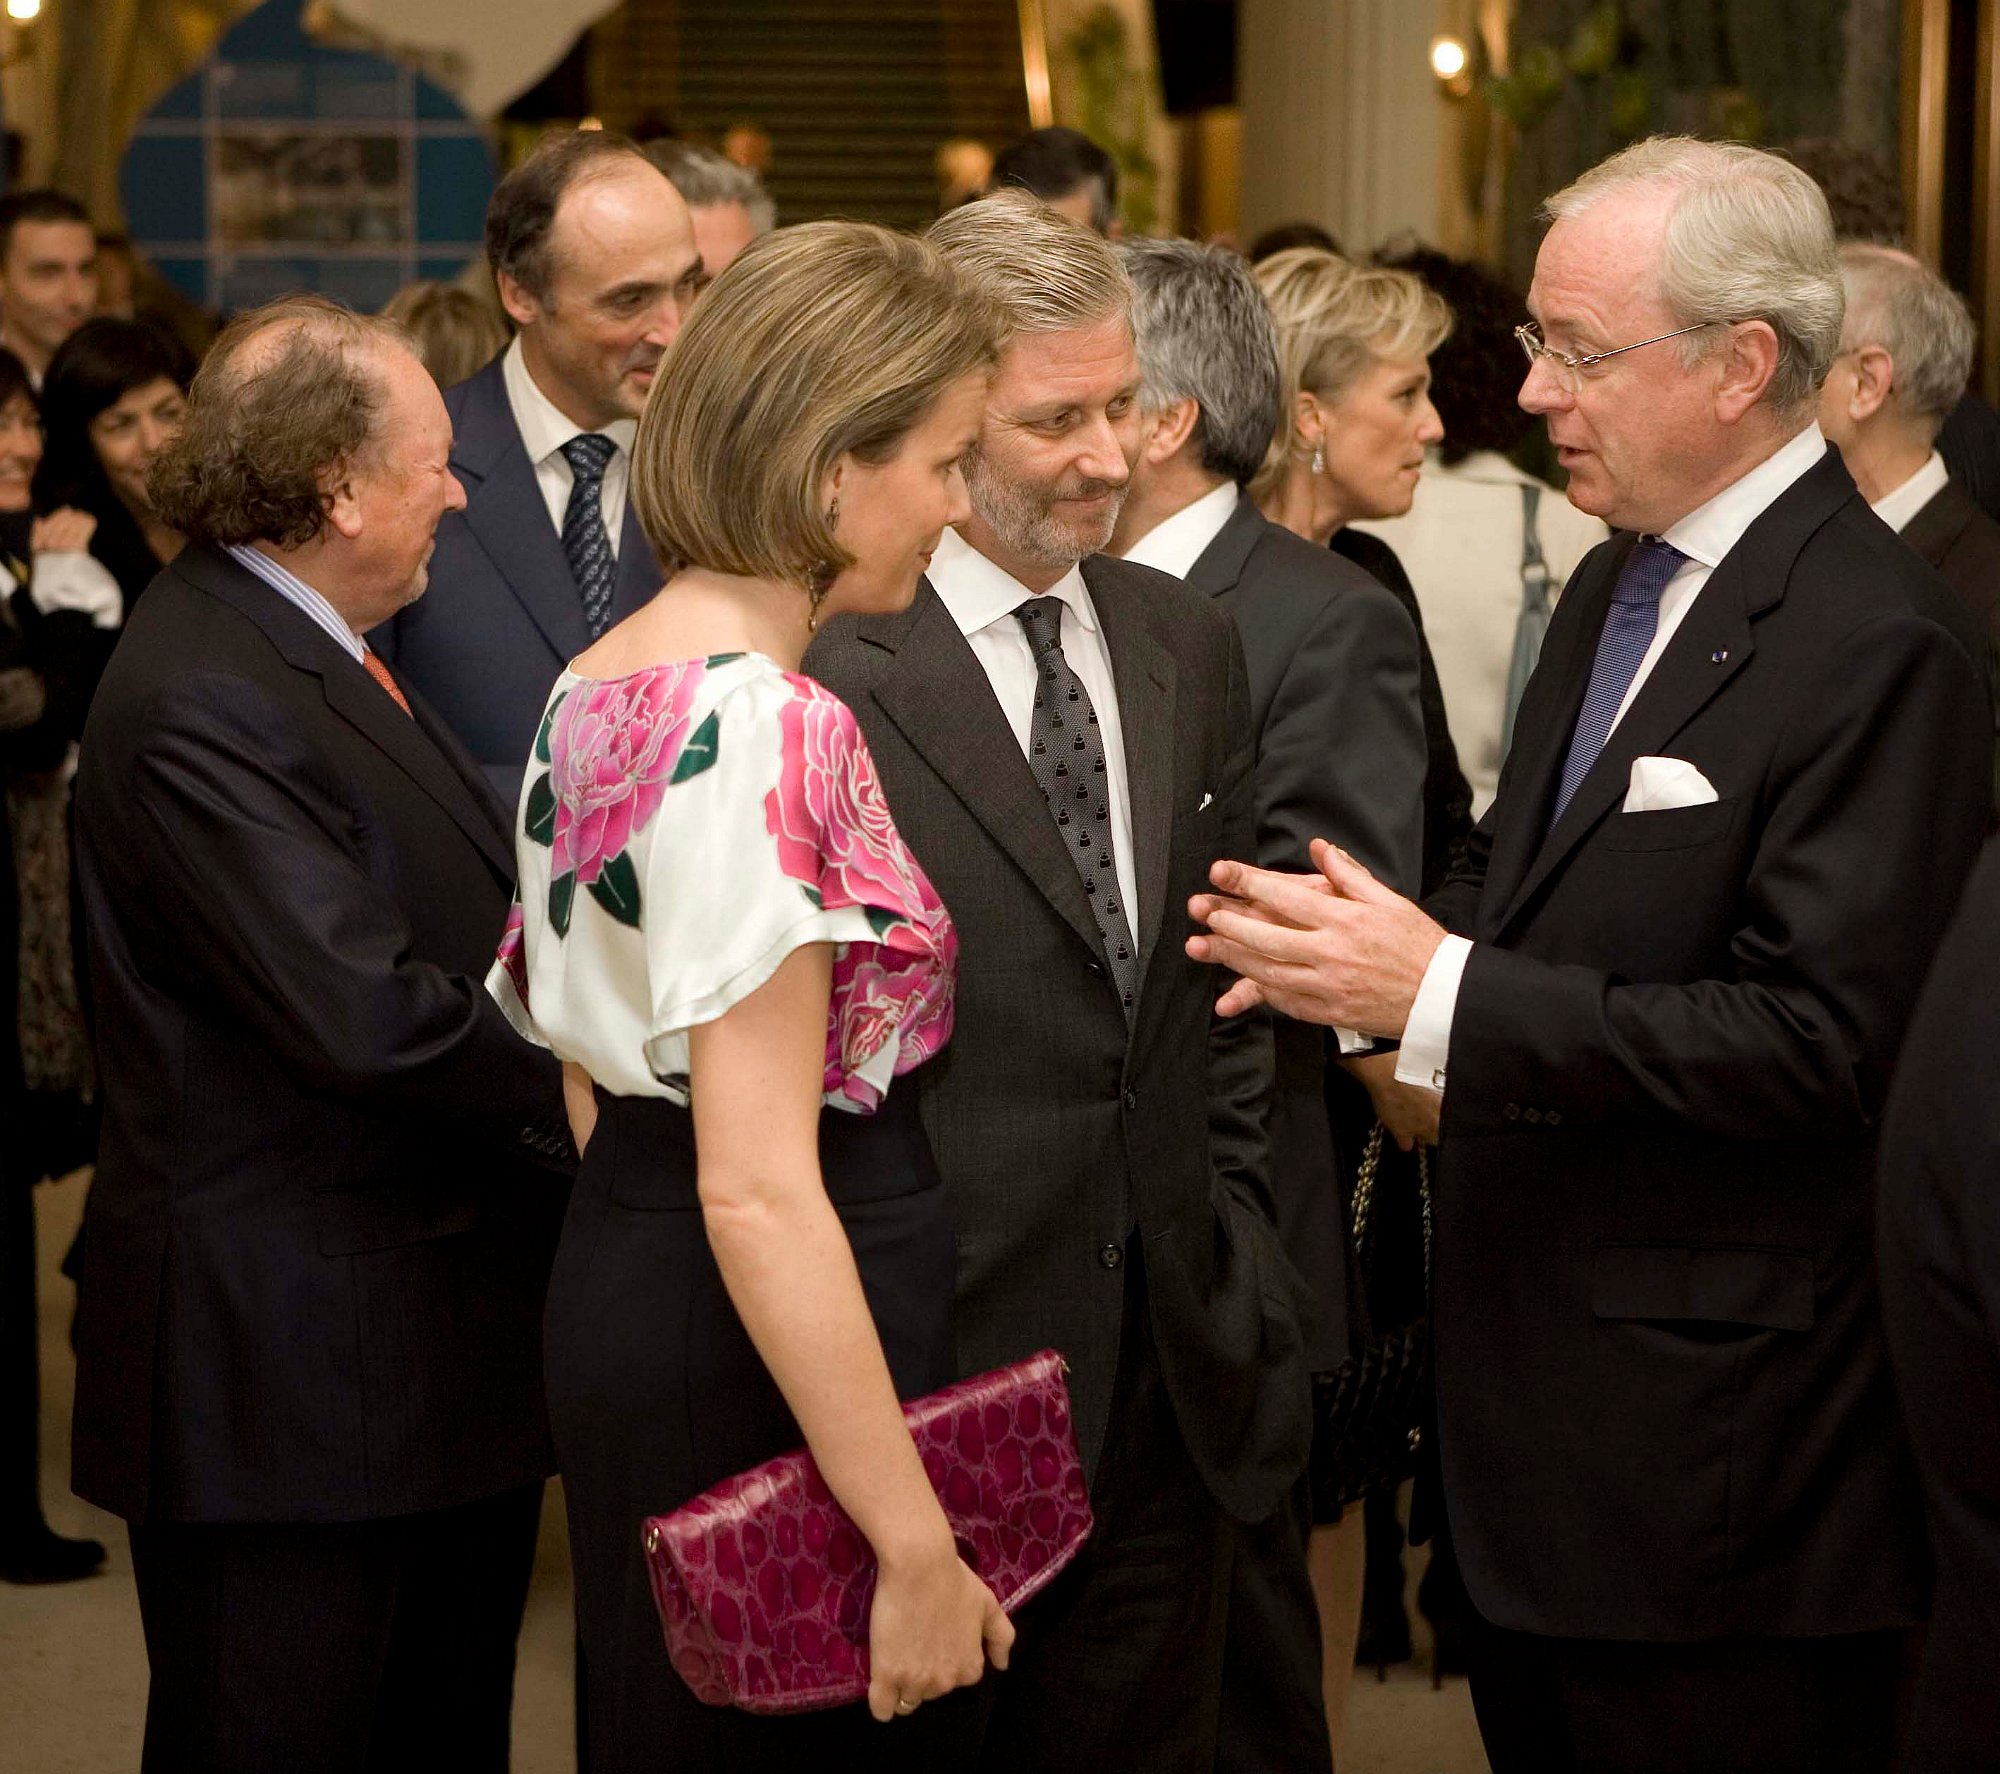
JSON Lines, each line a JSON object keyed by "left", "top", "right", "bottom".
{"left": 806, "top": 191, "right": 1308, "bottom": 1773}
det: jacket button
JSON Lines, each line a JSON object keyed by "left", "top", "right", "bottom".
{"left": 1099, "top": 1243, "right": 1123, "bottom": 1270}
{"left": 1086, "top": 959, "right": 1106, "bottom": 978}
{"left": 1122, "top": 1087, "right": 1138, "bottom": 1112}
{"left": 1502, "top": 1103, "right": 1520, "bottom": 1122}
{"left": 1545, "top": 1110, "right": 1562, "bottom": 1127}
{"left": 1523, "top": 1107, "right": 1542, "bottom": 1125}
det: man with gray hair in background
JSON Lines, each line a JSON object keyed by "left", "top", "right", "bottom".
{"left": 644, "top": 138, "right": 775, "bottom": 279}
{"left": 1187, "top": 137, "right": 1991, "bottom": 1771}
{"left": 806, "top": 190, "right": 1306, "bottom": 1771}
{"left": 1108, "top": 235, "right": 1425, "bottom": 1773}
{"left": 1819, "top": 242, "right": 2000, "bottom": 788}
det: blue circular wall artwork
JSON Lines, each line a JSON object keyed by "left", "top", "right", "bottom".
{"left": 121, "top": 0, "right": 494, "bottom": 315}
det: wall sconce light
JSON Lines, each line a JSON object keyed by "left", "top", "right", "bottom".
{"left": 5, "top": 0, "right": 40, "bottom": 19}
{"left": 1430, "top": 34, "right": 1474, "bottom": 99}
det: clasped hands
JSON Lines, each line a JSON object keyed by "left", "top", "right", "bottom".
{"left": 1185, "top": 837, "right": 1447, "bottom": 1039}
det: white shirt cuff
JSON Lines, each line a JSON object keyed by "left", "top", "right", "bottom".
{"left": 1395, "top": 935, "right": 1473, "bottom": 1094}
{"left": 29, "top": 551, "right": 123, "bottom": 629}
{"left": 1333, "top": 1026, "right": 1371, "bottom": 1054}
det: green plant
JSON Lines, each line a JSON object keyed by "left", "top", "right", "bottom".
{"left": 1059, "top": 6, "right": 1159, "bottom": 235}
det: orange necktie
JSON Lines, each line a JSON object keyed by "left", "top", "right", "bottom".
{"left": 361, "top": 648, "right": 413, "bottom": 719}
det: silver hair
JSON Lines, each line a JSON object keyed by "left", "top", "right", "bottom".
{"left": 644, "top": 141, "right": 776, "bottom": 235}
{"left": 1118, "top": 237, "right": 1282, "bottom": 487}
{"left": 1543, "top": 136, "right": 1844, "bottom": 416}
{"left": 926, "top": 189, "right": 1131, "bottom": 340}
{"left": 1837, "top": 243, "right": 1975, "bottom": 430}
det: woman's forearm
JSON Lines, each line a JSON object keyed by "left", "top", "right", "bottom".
{"left": 701, "top": 1175, "right": 951, "bottom": 1569}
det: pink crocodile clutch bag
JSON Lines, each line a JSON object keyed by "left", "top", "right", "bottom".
{"left": 641, "top": 1348, "right": 1093, "bottom": 1714}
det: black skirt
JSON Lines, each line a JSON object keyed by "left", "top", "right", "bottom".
{"left": 546, "top": 1085, "right": 976, "bottom": 1771}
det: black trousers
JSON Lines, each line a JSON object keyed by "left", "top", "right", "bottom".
{"left": 1467, "top": 1606, "right": 1909, "bottom": 1774}
{"left": 977, "top": 1241, "right": 1234, "bottom": 1774}
{"left": 1214, "top": 1472, "right": 1332, "bottom": 1774}
{"left": 128, "top": 1482, "right": 543, "bottom": 1774}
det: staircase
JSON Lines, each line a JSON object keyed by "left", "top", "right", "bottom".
{"left": 590, "top": 0, "right": 1032, "bottom": 231}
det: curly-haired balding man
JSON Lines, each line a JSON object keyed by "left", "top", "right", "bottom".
{"left": 70, "top": 296, "right": 575, "bottom": 1774}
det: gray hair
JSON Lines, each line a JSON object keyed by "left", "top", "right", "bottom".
{"left": 644, "top": 140, "right": 776, "bottom": 235}
{"left": 1119, "top": 237, "right": 1281, "bottom": 486}
{"left": 1836, "top": 243, "right": 1975, "bottom": 431}
{"left": 1544, "top": 136, "right": 1844, "bottom": 416}
{"left": 926, "top": 189, "right": 1131, "bottom": 341}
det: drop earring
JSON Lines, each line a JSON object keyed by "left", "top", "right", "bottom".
{"left": 805, "top": 495, "right": 841, "bottom": 633}
{"left": 1310, "top": 445, "right": 1325, "bottom": 476}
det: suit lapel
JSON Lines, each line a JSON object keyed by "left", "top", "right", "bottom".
{"left": 1478, "top": 536, "right": 1629, "bottom": 923}
{"left": 1182, "top": 497, "right": 1264, "bottom": 600}
{"left": 182, "top": 546, "right": 519, "bottom": 882}
{"left": 450, "top": 364, "right": 592, "bottom": 664}
{"left": 1084, "top": 558, "right": 1178, "bottom": 984}
{"left": 610, "top": 495, "right": 661, "bottom": 622}
{"left": 862, "top": 585, "right": 1109, "bottom": 964}
{"left": 1490, "top": 447, "right": 1854, "bottom": 937}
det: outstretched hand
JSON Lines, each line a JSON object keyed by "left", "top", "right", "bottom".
{"left": 1185, "top": 839, "right": 1445, "bottom": 1036}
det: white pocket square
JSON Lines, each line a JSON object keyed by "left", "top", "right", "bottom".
{"left": 1623, "top": 756, "right": 1719, "bottom": 813}
{"left": 1198, "top": 792, "right": 1213, "bottom": 812}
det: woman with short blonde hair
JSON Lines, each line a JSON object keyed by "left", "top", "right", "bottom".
{"left": 493, "top": 221, "right": 1008, "bottom": 1770}
{"left": 377, "top": 280, "right": 508, "bottom": 390}
{"left": 1250, "top": 249, "right": 1452, "bottom": 520}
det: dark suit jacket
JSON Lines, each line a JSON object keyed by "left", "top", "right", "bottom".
{"left": 71, "top": 544, "right": 573, "bottom": 1525}
{"left": 1901, "top": 478, "right": 2000, "bottom": 799}
{"left": 805, "top": 557, "right": 1310, "bottom": 1526}
{"left": 1937, "top": 389, "right": 2000, "bottom": 525}
{"left": 1189, "top": 496, "right": 1426, "bottom": 1371}
{"left": 1877, "top": 837, "right": 2000, "bottom": 1772}
{"left": 1423, "top": 447, "right": 1990, "bottom": 1641}
{"left": 371, "top": 356, "right": 662, "bottom": 807}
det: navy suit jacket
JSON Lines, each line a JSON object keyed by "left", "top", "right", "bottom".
{"left": 1424, "top": 447, "right": 1990, "bottom": 1641}
{"left": 372, "top": 355, "right": 663, "bottom": 808}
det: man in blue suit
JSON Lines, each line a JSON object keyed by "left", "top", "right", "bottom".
{"left": 374, "top": 129, "right": 702, "bottom": 805}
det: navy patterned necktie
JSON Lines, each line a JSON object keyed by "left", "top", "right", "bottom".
{"left": 559, "top": 433, "right": 618, "bottom": 639}
{"left": 1550, "top": 535, "right": 1689, "bottom": 826}
{"left": 1014, "top": 596, "right": 1138, "bottom": 1021}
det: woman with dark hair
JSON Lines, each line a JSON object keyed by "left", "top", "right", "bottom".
{"left": 32, "top": 317, "right": 194, "bottom": 612}
{"left": 0, "top": 342, "right": 118, "bottom": 1583}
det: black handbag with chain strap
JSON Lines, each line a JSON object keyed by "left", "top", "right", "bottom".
{"left": 1308, "top": 1124, "right": 1433, "bottom": 1516}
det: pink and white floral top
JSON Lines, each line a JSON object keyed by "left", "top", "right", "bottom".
{"left": 486, "top": 652, "right": 955, "bottom": 1112}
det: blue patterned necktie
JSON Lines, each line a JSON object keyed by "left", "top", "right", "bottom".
{"left": 1550, "top": 535, "right": 1688, "bottom": 825}
{"left": 1014, "top": 596, "right": 1138, "bottom": 1021}
{"left": 560, "top": 433, "right": 618, "bottom": 639}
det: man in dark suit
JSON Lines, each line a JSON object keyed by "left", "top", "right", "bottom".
{"left": 1820, "top": 242, "right": 2000, "bottom": 797}
{"left": 1108, "top": 234, "right": 1426, "bottom": 1770}
{"left": 72, "top": 296, "right": 574, "bottom": 1773}
{"left": 806, "top": 193, "right": 1308, "bottom": 1773}
{"left": 1191, "top": 140, "right": 1992, "bottom": 1774}
{"left": 1876, "top": 837, "right": 2000, "bottom": 1774}
{"left": 373, "top": 128, "right": 700, "bottom": 805}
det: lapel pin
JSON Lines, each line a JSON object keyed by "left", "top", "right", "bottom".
{"left": 1711, "top": 648, "right": 1729, "bottom": 664}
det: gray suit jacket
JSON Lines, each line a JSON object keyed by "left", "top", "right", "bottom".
{"left": 805, "top": 555, "right": 1311, "bottom": 1525}
{"left": 1188, "top": 496, "right": 1426, "bottom": 1370}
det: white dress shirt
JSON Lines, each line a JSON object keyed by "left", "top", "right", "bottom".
{"left": 927, "top": 525, "right": 1139, "bottom": 927}
{"left": 1869, "top": 449, "right": 1950, "bottom": 535}
{"left": 501, "top": 336, "right": 635, "bottom": 556}
{"left": 1119, "top": 479, "right": 1240, "bottom": 579}
{"left": 228, "top": 543, "right": 366, "bottom": 663}
{"left": 1397, "top": 422, "right": 1830, "bottom": 1095}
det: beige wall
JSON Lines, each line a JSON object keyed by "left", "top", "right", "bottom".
{"left": 1238, "top": 0, "right": 1445, "bottom": 255}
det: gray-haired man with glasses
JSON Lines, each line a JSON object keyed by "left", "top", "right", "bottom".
{"left": 1188, "top": 136, "right": 1990, "bottom": 1774}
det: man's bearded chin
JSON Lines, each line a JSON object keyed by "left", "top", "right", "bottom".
{"left": 967, "top": 449, "right": 1127, "bottom": 570}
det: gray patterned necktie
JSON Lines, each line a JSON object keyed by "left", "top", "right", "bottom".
{"left": 1014, "top": 596, "right": 1137, "bottom": 1020}
{"left": 559, "top": 433, "right": 618, "bottom": 639}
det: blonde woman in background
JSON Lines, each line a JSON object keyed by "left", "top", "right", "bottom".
{"left": 380, "top": 280, "right": 509, "bottom": 390}
{"left": 1251, "top": 245, "right": 1475, "bottom": 1739}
